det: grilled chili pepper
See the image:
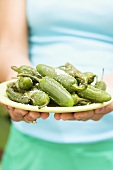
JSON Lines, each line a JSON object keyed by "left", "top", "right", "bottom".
{"left": 95, "top": 81, "right": 106, "bottom": 91}
{"left": 58, "top": 62, "right": 97, "bottom": 85}
{"left": 58, "top": 62, "right": 87, "bottom": 84}
{"left": 38, "top": 76, "right": 74, "bottom": 107}
{"left": 16, "top": 76, "right": 33, "bottom": 90}
{"left": 77, "top": 85, "right": 111, "bottom": 103}
{"left": 17, "top": 73, "right": 40, "bottom": 82}
{"left": 6, "top": 86, "right": 30, "bottom": 104}
{"left": 11, "top": 65, "right": 41, "bottom": 79}
{"left": 83, "top": 72, "right": 97, "bottom": 84}
{"left": 25, "top": 90, "right": 50, "bottom": 108}
{"left": 36, "top": 64, "right": 87, "bottom": 93}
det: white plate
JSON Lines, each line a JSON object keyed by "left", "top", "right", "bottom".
{"left": 0, "top": 80, "right": 113, "bottom": 113}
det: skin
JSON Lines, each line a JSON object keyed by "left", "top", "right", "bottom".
{"left": 0, "top": 0, "right": 113, "bottom": 123}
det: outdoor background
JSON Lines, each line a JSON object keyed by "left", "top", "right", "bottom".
{"left": 0, "top": 104, "right": 11, "bottom": 169}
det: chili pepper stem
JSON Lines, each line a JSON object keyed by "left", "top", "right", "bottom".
{"left": 18, "top": 73, "right": 41, "bottom": 82}
{"left": 11, "top": 66, "right": 19, "bottom": 72}
{"left": 101, "top": 68, "right": 104, "bottom": 81}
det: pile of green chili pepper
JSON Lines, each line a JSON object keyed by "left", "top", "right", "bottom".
{"left": 6, "top": 63, "right": 112, "bottom": 108}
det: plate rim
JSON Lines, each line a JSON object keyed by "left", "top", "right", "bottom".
{"left": 0, "top": 79, "right": 113, "bottom": 113}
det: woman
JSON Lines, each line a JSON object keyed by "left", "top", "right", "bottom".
{"left": 0, "top": 0, "right": 113, "bottom": 170}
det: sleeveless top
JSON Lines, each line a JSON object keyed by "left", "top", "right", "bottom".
{"left": 13, "top": 0, "right": 113, "bottom": 143}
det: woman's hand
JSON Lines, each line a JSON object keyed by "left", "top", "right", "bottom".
{"left": 3, "top": 105, "right": 49, "bottom": 123}
{"left": 2, "top": 102, "right": 113, "bottom": 122}
{"left": 54, "top": 102, "right": 113, "bottom": 121}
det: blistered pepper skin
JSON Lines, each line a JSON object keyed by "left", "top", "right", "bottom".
{"left": 77, "top": 85, "right": 111, "bottom": 103}
{"left": 38, "top": 76, "right": 74, "bottom": 107}
{"left": 6, "top": 87, "right": 30, "bottom": 104}
{"left": 36, "top": 64, "right": 87, "bottom": 92}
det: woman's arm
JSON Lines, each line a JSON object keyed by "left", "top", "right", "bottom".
{"left": 0, "top": 0, "right": 31, "bottom": 82}
{"left": 0, "top": 0, "right": 49, "bottom": 122}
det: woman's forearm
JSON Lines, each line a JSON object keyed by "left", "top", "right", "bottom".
{"left": 0, "top": 46, "right": 31, "bottom": 82}
{"left": 0, "top": 0, "right": 28, "bottom": 82}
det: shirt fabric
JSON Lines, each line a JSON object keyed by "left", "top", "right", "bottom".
{"left": 2, "top": 125, "right": 113, "bottom": 170}
{"left": 13, "top": 0, "right": 113, "bottom": 143}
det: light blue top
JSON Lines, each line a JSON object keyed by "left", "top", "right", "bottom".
{"left": 13, "top": 0, "right": 113, "bottom": 143}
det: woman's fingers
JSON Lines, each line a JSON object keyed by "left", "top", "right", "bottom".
{"left": 73, "top": 110, "right": 95, "bottom": 121}
{"left": 3, "top": 101, "right": 113, "bottom": 122}
{"left": 8, "top": 109, "right": 26, "bottom": 121}
{"left": 23, "top": 111, "right": 40, "bottom": 123}
{"left": 54, "top": 113, "right": 61, "bottom": 120}
{"left": 23, "top": 112, "right": 49, "bottom": 122}
{"left": 60, "top": 113, "right": 75, "bottom": 120}
{"left": 40, "top": 112, "right": 49, "bottom": 119}
{"left": 54, "top": 102, "right": 113, "bottom": 121}
{"left": 3, "top": 105, "right": 49, "bottom": 123}
{"left": 91, "top": 102, "right": 113, "bottom": 121}
{"left": 54, "top": 113, "right": 75, "bottom": 120}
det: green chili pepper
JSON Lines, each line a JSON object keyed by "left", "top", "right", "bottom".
{"left": 17, "top": 73, "right": 40, "bottom": 82}
{"left": 25, "top": 90, "right": 50, "bottom": 108}
{"left": 11, "top": 65, "right": 41, "bottom": 79}
{"left": 59, "top": 62, "right": 87, "bottom": 84}
{"left": 95, "top": 81, "right": 106, "bottom": 91}
{"left": 6, "top": 86, "right": 30, "bottom": 104}
{"left": 77, "top": 85, "right": 111, "bottom": 103}
{"left": 38, "top": 76, "right": 74, "bottom": 107}
{"left": 16, "top": 77, "right": 33, "bottom": 90}
{"left": 83, "top": 72, "right": 97, "bottom": 84}
{"left": 36, "top": 64, "right": 87, "bottom": 93}
{"left": 58, "top": 63, "right": 97, "bottom": 85}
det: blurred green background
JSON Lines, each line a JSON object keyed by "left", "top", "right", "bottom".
{"left": 0, "top": 104, "right": 11, "bottom": 169}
